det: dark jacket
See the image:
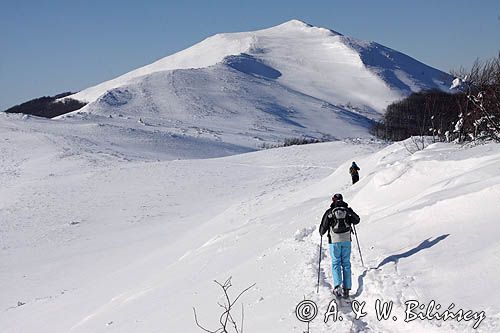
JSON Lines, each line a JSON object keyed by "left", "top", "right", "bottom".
{"left": 349, "top": 164, "right": 360, "bottom": 176}
{"left": 319, "top": 200, "right": 360, "bottom": 243}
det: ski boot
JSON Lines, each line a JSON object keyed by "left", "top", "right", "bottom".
{"left": 343, "top": 287, "right": 350, "bottom": 299}
{"left": 333, "top": 285, "right": 343, "bottom": 298}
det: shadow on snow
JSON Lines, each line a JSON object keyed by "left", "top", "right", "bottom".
{"left": 353, "top": 234, "right": 450, "bottom": 298}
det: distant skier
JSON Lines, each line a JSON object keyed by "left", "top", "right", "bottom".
{"left": 349, "top": 161, "right": 360, "bottom": 184}
{"left": 319, "top": 193, "right": 360, "bottom": 298}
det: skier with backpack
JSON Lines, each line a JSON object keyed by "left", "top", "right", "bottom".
{"left": 349, "top": 162, "right": 360, "bottom": 184}
{"left": 319, "top": 193, "right": 360, "bottom": 298}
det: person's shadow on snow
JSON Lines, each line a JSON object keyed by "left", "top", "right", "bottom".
{"left": 353, "top": 234, "right": 450, "bottom": 297}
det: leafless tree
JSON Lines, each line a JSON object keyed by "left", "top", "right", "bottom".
{"left": 193, "top": 277, "right": 255, "bottom": 333}
{"left": 451, "top": 52, "right": 500, "bottom": 142}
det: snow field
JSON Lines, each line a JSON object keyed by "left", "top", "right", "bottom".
{"left": 2, "top": 115, "right": 500, "bottom": 332}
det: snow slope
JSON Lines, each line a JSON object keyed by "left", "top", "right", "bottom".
{"left": 67, "top": 20, "right": 450, "bottom": 114}
{"left": 1, "top": 110, "right": 500, "bottom": 332}
{"left": 54, "top": 20, "right": 452, "bottom": 151}
{"left": 61, "top": 61, "right": 373, "bottom": 150}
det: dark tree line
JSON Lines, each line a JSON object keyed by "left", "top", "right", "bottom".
{"left": 371, "top": 90, "right": 466, "bottom": 141}
{"left": 3, "top": 92, "right": 86, "bottom": 118}
{"left": 373, "top": 52, "right": 500, "bottom": 143}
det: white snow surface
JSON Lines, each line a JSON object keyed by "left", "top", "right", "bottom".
{"left": 1, "top": 111, "right": 500, "bottom": 332}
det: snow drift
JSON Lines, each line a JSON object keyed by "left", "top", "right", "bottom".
{"left": 1, "top": 111, "right": 499, "bottom": 332}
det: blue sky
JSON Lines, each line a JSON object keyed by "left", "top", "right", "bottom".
{"left": 1, "top": 0, "right": 499, "bottom": 110}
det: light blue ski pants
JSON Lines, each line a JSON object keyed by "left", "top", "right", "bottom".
{"left": 330, "top": 242, "right": 352, "bottom": 290}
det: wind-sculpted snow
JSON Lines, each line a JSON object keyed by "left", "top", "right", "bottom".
{"left": 224, "top": 53, "right": 282, "bottom": 79}
{"left": 342, "top": 37, "right": 451, "bottom": 94}
{"left": 99, "top": 88, "right": 134, "bottom": 107}
{"left": 1, "top": 120, "right": 500, "bottom": 332}
{"left": 60, "top": 61, "right": 375, "bottom": 151}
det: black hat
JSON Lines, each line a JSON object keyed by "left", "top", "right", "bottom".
{"left": 332, "top": 193, "right": 343, "bottom": 201}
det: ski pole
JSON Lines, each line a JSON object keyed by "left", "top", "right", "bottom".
{"left": 352, "top": 224, "right": 365, "bottom": 267}
{"left": 316, "top": 235, "right": 323, "bottom": 293}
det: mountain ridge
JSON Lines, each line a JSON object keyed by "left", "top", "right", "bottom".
{"left": 45, "top": 20, "right": 454, "bottom": 155}
{"left": 64, "top": 19, "right": 451, "bottom": 114}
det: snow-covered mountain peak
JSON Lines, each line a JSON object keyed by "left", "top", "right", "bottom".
{"left": 56, "top": 21, "right": 453, "bottom": 153}
{"left": 273, "top": 18, "right": 312, "bottom": 29}
{"left": 65, "top": 20, "right": 450, "bottom": 109}
{"left": 259, "top": 19, "right": 343, "bottom": 37}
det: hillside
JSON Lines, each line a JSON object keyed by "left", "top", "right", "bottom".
{"left": 66, "top": 20, "right": 451, "bottom": 113}
{"left": 1, "top": 111, "right": 499, "bottom": 331}
{"left": 50, "top": 20, "right": 452, "bottom": 150}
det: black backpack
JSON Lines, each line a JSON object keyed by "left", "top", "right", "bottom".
{"left": 329, "top": 207, "right": 351, "bottom": 234}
